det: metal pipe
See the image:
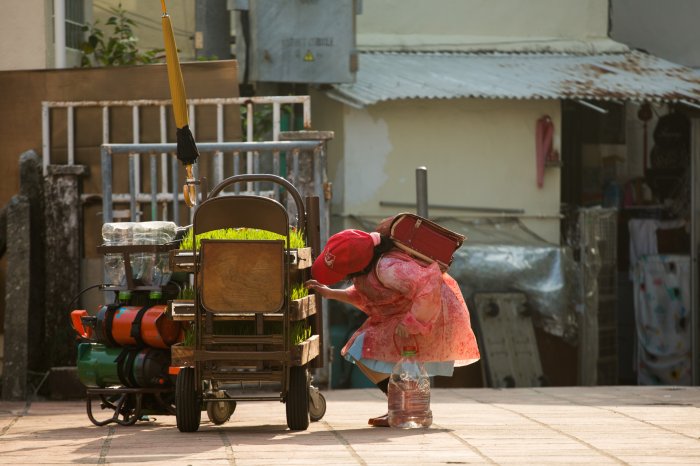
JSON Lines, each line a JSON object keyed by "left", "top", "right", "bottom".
{"left": 103, "top": 141, "right": 323, "bottom": 154}
{"left": 416, "top": 166, "right": 428, "bottom": 217}
{"left": 273, "top": 102, "right": 281, "bottom": 199}
{"left": 129, "top": 153, "right": 137, "bottom": 221}
{"left": 233, "top": 151, "right": 240, "bottom": 194}
{"left": 150, "top": 153, "right": 157, "bottom": 219}
{"left": 43, "top": 95, "right": 311, "bottom": 108}
{"left": 132, "top": 106, "right": 141, "bottom": 212}
{"left": 246, "top": 102, "right": 254, "bottom": 192}
{"left": 691, "top": 118, "right": 700, "bottom": 385}
{"left": 53, "top": 0, "right": 66, "bottom": 68}
{"left": 101, "top": 146, "right": 113, "bottom": 224}
{"left": 171, "top": 154, "right": 179, "bottom": 225}
{"left": 160, "top": 105, "right": 169, "bottom": 220}
{"left": 380, "top": 200, "right": 526, "bottom": 215}
{"left": 67, "top": 106, "right": 74, "bottom": 165}
{"left": 42, "top": 103, "right": 50, "bottom": 176}
{"left": 576, "top": 100, "right": 609, "bottom": 114}
{"left": 102, "top": 106, "right": 109, "bottom": 144}
{"left": 214, "top": 103, "right": 224, "bottom": 186}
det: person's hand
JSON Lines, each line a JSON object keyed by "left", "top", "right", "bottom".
{"left": 305, "top": 279, "right": 330, "bottom": 298}
{"left": 394, "top": 322, "right": 409, "bottom": 338}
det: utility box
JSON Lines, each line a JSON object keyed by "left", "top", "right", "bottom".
{"left": 234, "top": 0, "right": 358, "bottom": 84}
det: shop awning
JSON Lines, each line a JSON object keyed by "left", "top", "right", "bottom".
{"left": 326, "top": 51, "right": 700, "bottom": 109}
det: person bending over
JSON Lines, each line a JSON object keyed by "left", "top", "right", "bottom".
{"left": 306, "top": 228, "right": 480, "bottom": 427}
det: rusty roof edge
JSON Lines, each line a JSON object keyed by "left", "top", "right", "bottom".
{"left": 325, "top": 50, "right": 700, "bottom": 107}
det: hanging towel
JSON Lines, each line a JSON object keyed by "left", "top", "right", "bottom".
{"left": 535, "top": 116, "right": 556, "bottom": 188}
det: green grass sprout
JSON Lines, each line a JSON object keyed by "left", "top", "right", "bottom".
{"left": 180, "top": 227, "right": 305, "bottom": 250}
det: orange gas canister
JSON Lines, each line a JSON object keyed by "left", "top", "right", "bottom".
{"left": 88, "top": 304, "right": 182, "bottom": 349}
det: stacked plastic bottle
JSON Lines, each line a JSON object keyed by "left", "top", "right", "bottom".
{"left": 101, "top": 221, "right": 177, "bottom": 287}
{"left": 132, "top": 221, "right": 177, "bottom": 287}
{"left": 388, "top": 346, "right": 433, "bottom": 428}
{"left": 102, "top": 222, "right": 134, "bottom": 286}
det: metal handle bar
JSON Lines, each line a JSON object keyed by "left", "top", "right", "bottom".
{"left": 207, "top": 174, "right": 307, "bottom": 231}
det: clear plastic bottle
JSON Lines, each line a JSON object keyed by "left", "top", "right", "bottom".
{"left": 388, "top": 346, "right": 433, "bottom": 428}
{"left": 101, "top": 222, "right": 134, "bottom": 286}
{"left": 132, "top": 221, "right": 176, "bottom": 286}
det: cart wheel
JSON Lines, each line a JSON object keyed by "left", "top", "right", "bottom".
{"left": 207, "top": 399, "right": 236, "bottom": 425}
{"left": 308, "top": 386, "right": 326, "bottom": 422}
{"left": 286, "top": 366, "right": 310, "bottom": 430}
{"left": 176, "top": 367, "right": 201, "bottom": 432}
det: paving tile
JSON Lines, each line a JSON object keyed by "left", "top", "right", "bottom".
{"left": 1, "top": 387, "right": 700, "bottom": 465}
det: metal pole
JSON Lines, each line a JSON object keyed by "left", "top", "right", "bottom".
{"left": 42, "top": 103, "right": 50, "bottom": 176}
{"left": 691, "top": 119, "right": 700, "bottom": 385}
{"left": 53, "top": 0, "right": 66, "bottom": 68}
{"left": 416, "top": 166, "right": 428, "bottom": 217}
{"left": 101, "top": 146, "right": 113, "bottom": 224}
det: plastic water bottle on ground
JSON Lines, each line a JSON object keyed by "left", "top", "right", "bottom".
{"left": 388, "top": 346, "right": 433, "bottom": 428}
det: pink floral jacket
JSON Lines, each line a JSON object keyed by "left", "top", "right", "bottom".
{"left": 342, "top": 250, "right": 480, "bottom": 365}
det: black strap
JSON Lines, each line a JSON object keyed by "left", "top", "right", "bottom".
{"left": 114, "top": 347, "right": 131, "bottom": 386}
{"left": 102, "top": 304, "right": 121, "bottom": 347}
{"left": 123, "top": 349, "right": 140, "bottom": 388}
{"left": 115, "top": 347, "right": 141, "bottom": 388}
{"left": 129, "top": 305, "right": 151, "bottom": 348}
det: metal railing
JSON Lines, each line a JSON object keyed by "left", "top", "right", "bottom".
{"left": 100, "top": 140, "right": 329, "bottom": 239}
{"left": 42, "top": 95, "right": 312, "bottom": 215}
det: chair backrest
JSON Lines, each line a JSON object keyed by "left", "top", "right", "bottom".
{"left": 193, "top": 195, "right": 289, "bottom": 238}
{"left": 193, "top": 194, "right": 289, "bottom": 314}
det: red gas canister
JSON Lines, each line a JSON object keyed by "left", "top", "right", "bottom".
{"left": 76, "top": 304, "right": 182, "bottom": 349}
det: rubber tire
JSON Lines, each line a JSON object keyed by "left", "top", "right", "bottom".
{"left": 309, "top": 390, "right": 326, "bottom": 422}
{"left": 207, "top": 400, "right": 236, "bottom": 425}
{"left": 286, "top": 366, "right": 310, "bottom": 430}
{"left": 176, "top": 367, "right": 201, "bottom": 432}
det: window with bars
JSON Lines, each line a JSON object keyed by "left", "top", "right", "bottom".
{"left": 65, "top": 0, "right": 86, "bottom": 49}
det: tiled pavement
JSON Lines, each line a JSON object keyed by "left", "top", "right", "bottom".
{"left": 1, "top": 386, "right": 700, "bottom": 465}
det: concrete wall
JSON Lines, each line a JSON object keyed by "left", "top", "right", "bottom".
{"left": 312, "top": 92, "right": 562, "bottom": 243}
{"left": 0, "top": 0, "right": 51, "bottom": 70}
{"left": 358, "top": 0, "right": 613, "bottom": 52}
{"left": 611, "top": 0, "right": 700, "bottom": 68}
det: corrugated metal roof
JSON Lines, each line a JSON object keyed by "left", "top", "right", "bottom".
{"left": 326, "top": 51, "right": 700, "bottom": 108}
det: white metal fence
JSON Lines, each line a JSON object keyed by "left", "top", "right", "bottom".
{"left": 41, "top": 95, "right": 312, "bottom": 215}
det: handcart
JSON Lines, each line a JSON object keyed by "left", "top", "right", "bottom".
{"left": 71, "top": 239, "right": 184, "bottom": 426}
{"left": 168, "top": 174, "right": 326, "bottom": 432}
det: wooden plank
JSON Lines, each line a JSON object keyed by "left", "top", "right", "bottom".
{"left": 201, "top": 240, "right": 284, "bottom": 313}
{"left": 291, "top": 247, "right": 313, "bottom": 270}
{"left": 290, "top": 334, "right": 320, "bottom": 366}
{"left": 171, "top": 343, "right": 194, "bottom": 366}
{"left": 168, "top": 299, "right": 195, "bottom": 320}
{"left": 194, "top": 349, "right": 289, "bottom": 362}
{"left": 171, "top": 247, "right": 309, "bottom": 274}
{"left": 169, "top": 249, "right": 195, "bottom": 273}
{"left": 289, "top": 295, "right": 316, "bottom": 321}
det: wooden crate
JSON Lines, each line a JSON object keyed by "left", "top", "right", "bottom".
{"left": 291, "top": 335, "right": 320, "bottom": 366}
{"left": 289, "top": 295, "right": 316, "bottom": 321}
{"left": 171, "top": 342, "right": 194, "bottom": 367}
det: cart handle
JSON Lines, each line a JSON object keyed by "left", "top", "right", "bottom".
{"left": 207, "top": 174, "right": 307, "bottom": 231}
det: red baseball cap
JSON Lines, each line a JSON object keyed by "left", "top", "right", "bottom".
{"left": 311, "top": 230, "right": 381, "bottom": 285}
